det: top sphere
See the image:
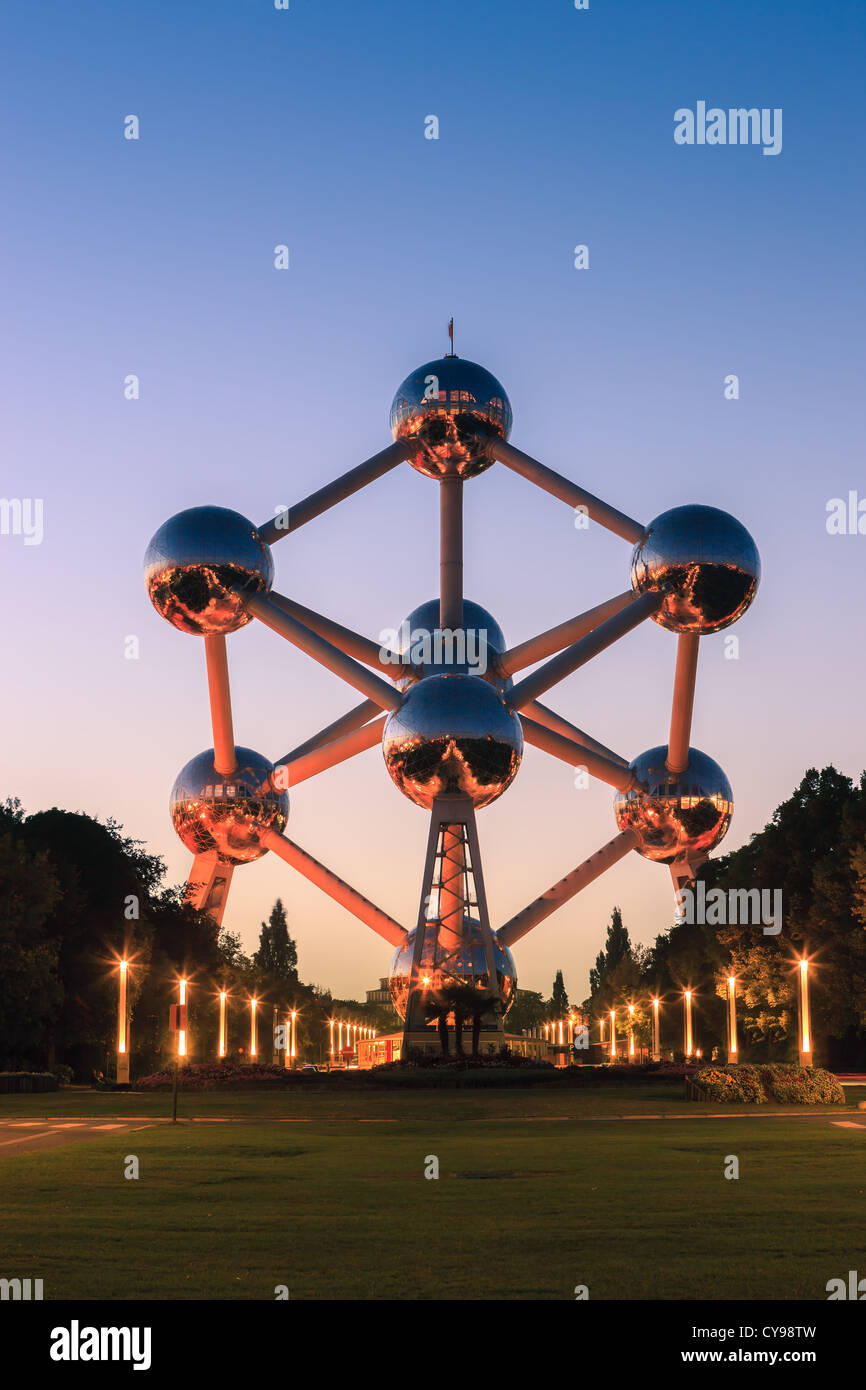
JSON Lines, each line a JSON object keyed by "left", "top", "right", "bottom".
{"left": 391, "top": 598, "right": 509, "bottom": 692}
{"left": 390, "top": 357, "right": 512, "bottom": 479}
{"left": 630, "top": 504, "right": 760, "bottom": 634}
{"left": 144, "top": 506, "right": 274, "bottom": 635}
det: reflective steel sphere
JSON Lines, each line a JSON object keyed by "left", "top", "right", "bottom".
{"left": 388, "top": 919, "right": 517, "bottom": 1021}
{"left": 144, "top": 506, "right": 274, "bottom": 635}
{"left": 390, "top": 357, "right": 512, "bottom": 479}
{"left": 391, "top": 598, "right": 509, "bottom": 691}
{"left": 630, "top": 505, "right": 760, "bottom": 634}
{"left": 613, "top": 745, "right": 733, "bottom": 863}
{"left": 382, "top": 673, "right": 523, "bottom": 809}
{"left": 170, "top": 747, "right": 288, "bottom": 865}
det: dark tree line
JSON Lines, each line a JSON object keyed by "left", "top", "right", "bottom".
{"left": 583, "top": 767, "right": 866, "bottom": 1066}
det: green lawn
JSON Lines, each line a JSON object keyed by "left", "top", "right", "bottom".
{"left": 2, "top": 1087, "right": 864, "bottom": 1299}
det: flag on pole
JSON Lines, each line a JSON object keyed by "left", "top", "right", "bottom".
{"left": 447, "top": 317, "right": 454, "bottom": 352}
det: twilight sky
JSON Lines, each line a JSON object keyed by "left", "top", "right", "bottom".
{"left": 2, "top": 0, "right": 864, "bottom": 1003}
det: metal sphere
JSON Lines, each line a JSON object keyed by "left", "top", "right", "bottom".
{"left": 382, "top": 673, "right": 523, "bottom": 810}
{"left": 391, "top": 598, "right": 509, "bottom": 692}
{"left": 630, "top": 504, "right": 760, "bottom": 634}
{"left": 613, "top": 745, "right": 733, "bottom": 864}
{"left": 388, "top": 919, "right": 517, "bottom": 1022}
{"left": 144, "top": 506, "right": 274, "bottom": 635}
{"left": 390, "top": 357, "right": 512, "bottom": 479}
{"left": 170, "top": 747, "right": 288, "bottom": 865}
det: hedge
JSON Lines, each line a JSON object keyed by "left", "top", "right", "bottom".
{"left": 0, "top": 1072, "right": 60, "bottom": 1094}
{"left": 687, "top": 1064, "right": 845, "bottom": 1105}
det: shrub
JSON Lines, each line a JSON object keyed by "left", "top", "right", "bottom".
{"left": 689, "top": 1063, "right": 844, "bottom": 1105}
{"left": 0, "top": 1071, "right": 59, "bottom": 1094}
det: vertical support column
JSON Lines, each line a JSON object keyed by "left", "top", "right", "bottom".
{"left": 667, "top": 633, "right": 700, "bottom": 774}
{"left": 439, "top": 478, "right": 463, "bottom": 630}
{"left": 437, "top": 825, "right": 465, "bottom": 952}
{"left": 204, "top": 634, "right": 237, "bottom": 776}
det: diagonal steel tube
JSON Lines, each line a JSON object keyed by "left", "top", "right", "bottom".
{"left": 507, "top": 590, "right": 662, "bottom": 710}
{"left": 247, "top": 591, "right": 402, "bottom": 711}
{"left": 267, "top": 593, "right": 405, "bottom": 676}
{"left": 520, "top": 716, "right": 636, "bottom": 793}
{"left": 258, "top": 440, "right": 409, "bottom": 543}
{"left": 440, "top": 478, "right": 463, "bottom": 629}
{"left": 498, "top": 829, "right": 638, "bottom": 948}
{"left": 261, "top": 829, "right": 407, "bottom": 946}
{"left": 523, "top": 700, "right": 629, "bottom": 768}
{"left": 272, "top": 716, "right": 386, "bottom": 788}
{"left": 274, "top": 698, "right": 380, "bottom": 769}
{"left": 489, "top": 438, "right": 645, "bottom": 543}
{"left": 495, "top": 591, "right": 634, "bottom": 678}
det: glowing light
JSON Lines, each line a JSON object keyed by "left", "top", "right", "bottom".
{"left": 683, "top": 989, "right": 693, "bottom": 1057}
{"left": 329, "top": 1018, "right": 335, "bottom": 1059}
{"left": 117, "top": 960, "right": 128, "bottom": 1056}
{"left": 609, "top": 1009, "right": 616, "bottom": 1061}
{"left": 726, "top": 975, "right": 738, "bottom": 1058}
{"left": 250, "top": 997, "right": 258, "bottom": 1058}
{"left": 178, "top": 978, "right": 188, "bottom": 1057}
{"left": 799, "top": 958, "right": 812, "bottom": 1058}
{"left": 218, "top": 990, "right": 227, "bottom": 1059}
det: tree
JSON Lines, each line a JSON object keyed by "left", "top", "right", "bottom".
{"left": 550, "top": 970, "right": 569, "bottom": 1015}
{"left": 254, "top": 899, "right": 298, "bottom": 983}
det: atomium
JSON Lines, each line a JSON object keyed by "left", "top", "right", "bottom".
{"left": 147, "top": 335, "right": 760, "bottom": 1058}
{"left": 382, "top": 673, "right": 523, "bottom": 810}
{"left": 390, "top": 357, "right": 512, "bottom": 479}
{"left": 144, "top": 505, "right": 274, "bottom": 635}
{"left": 170, "top": 747, "right": 288, "bottom": 865}
{"left": 630, "top": 504, "right": 760, "bottom": 635}
{"left": 613, "top": 746, "right": 733, "bottom": 864}
{"left": 388, "top": 918, "right": 517, "bottom": 1021}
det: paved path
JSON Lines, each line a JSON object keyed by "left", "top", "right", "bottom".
{"left": 0, "top": 1119, "right": 153, "bottom": 1154}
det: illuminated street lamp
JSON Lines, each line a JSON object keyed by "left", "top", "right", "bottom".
{"left": 628, "top": 1003, "right": 635, "bottom": 1062}
{"left": 117, "top": 960, "right": 130, "bottom": 1085}
{"left": 329, "top": 1018, "right": 335, "bottom": 1064}
{"left": 609, "top": 1009, "right": 616, "bottom": 1061}
{"left": 726, "top": 976, "right": 738, "bottom": 1063}
{"left": 178, "top": 979, "right": 188, "bottom": 1058}
{"left": 798, "top": 958, "right": 812, "bottom": 1067}
{"left": 599, "top": 1016, "right": 606, "bottom": 1045}
{"left": 291, "top": 1009, "right": 297, "bottom": 1067}
{"left": 683, "top": 989, "right": 693, "bottom": 1058}
{"left": 218, "top": 990, "right": 227, "bottom": 1059}
{"left": 250, "top": 997, "right": 258, "bottom": 1059}
{"left": 651, "top": 997, "right": 660, "bottom": 1061}
{"left": 338, "top": 1020, "right": 343, "bottom": 1053}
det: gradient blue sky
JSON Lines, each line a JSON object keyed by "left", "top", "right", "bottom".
{"left": 2, "top": 0, "right": 864, "bottom": 1002}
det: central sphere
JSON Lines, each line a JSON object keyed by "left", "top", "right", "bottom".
{"left": 170, "top": 747, "right": 288, "bottom": 865}
{"left": 382, "top": 673, "right": 523, "bottom": 809}
{"left": 613, "top": 745, "right": 733, "bottom": 863}
{"left": 144, "top": 506, "right": 274, "bottom": 636}
{"left": 388, "top": 919, "right": 517, "bottom": 1022}
{"left": 390, "top": 357, "right": 512, "bottom": 479}
{"left": 391, "top": 598, "right": 509, "bottom": 692}
{"left": 630, "top": 504, "right": 760, "bottom": 634}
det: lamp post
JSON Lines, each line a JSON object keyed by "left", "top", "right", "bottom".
{"left": 291, "top": 1009, "right": 297, "bottom": 1068}
{"left": 329, "top": 1018, "right": 335, "bottom": 1066}
{"left": 683, "top": 989, "right": 693, "bottom": 1058}
{"left": 599, "top": 1016, "right": 606, "bottom": 1045}
{"left": 627, "top": 1003, "right": 635, "bottom": 1062}
{"left": 250, "top": 997, "right": 258, "bottom": 1060}
{"left": 798, "top": 958, "right": 812, "bottom": 1067}
{"left": 726, "top": 976, "right": 738, "bottom": 1064}
{"left": 218, "top": 991, "right": 227, "bottom": 1059}
{"left": 651, "top": 997, "right": 660, "bottom": 1061}
{"left": 117, "top": 960, "right": 130, "bottom": 1085}
{"left": 609, "top": 1009, "right": 616, "bottom": 1061}
{"left": 178, "top": 979, "right": 188, "bottom": 1058}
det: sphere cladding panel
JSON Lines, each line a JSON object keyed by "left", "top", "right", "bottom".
{"left": 389, "top": 920, "right": 517, "bottom": 1021}
{"left": 170, "top": 747, "right": 288, "bottom": 865}
{"left": 382, "top": 674, "right": 523, "bottom": 809}
{"left": 144, "top": 506, "right": 274, "bottom": 635}
{"left": 613, "top": 745, "right": 733, "bottom": 863}
{"left": 630, "top": 504, "right": 760, "bottom": 634}
{"left": 390, "top": 357, "right": 512, "bottom": 479}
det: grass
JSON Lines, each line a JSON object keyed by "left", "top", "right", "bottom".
{"left": 1, "top": 1086, "right": 864, "bottom": 1299}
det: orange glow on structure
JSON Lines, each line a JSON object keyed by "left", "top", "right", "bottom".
{"left": 250, "top": 997, "right": 258, "bottom": 1058}
{"left": 178, "top": 979, "right": 187, "bottom": 1057}
{"left": 799, "top": 958, "right": 811, "bottom": 1056}
{"left": 683, "top": 989, "right": 693, "bottom": 1057}
{"left": 218, "top": 990, "right": 227, "bottom": 1059}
